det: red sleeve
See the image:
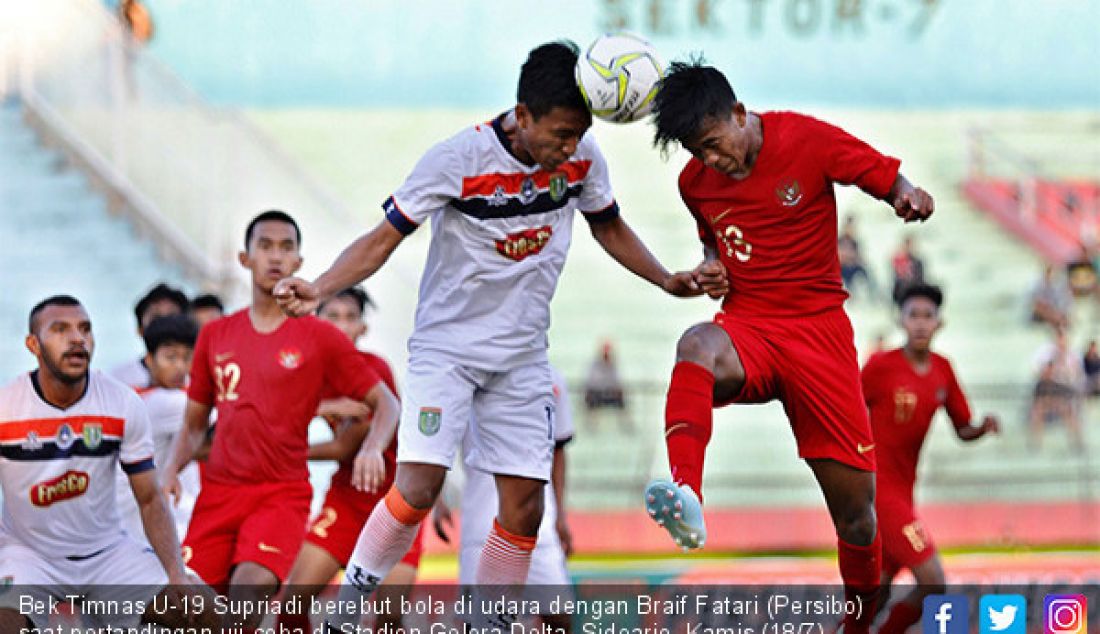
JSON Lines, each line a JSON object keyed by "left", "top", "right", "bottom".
{"left": 319, "top": 323, "right": 381, "bottom": 400}
{"left": 860, "top": 355, "right": 884, "bottom": 408}
{"left": 186, "top": 323, "right": 215, "bottom": 405}
{"left": 364, "top": 354, "right": 398, "bottom": 397}
{"left": 814, "top": 118, "right": 901, "bottom": 199}
{"left": 940, "top": 357, "right": 973, "bottom": 429}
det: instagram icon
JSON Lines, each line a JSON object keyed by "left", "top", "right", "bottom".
{"left": 1044, "top": 595, "right": 1087, "bottom": 634}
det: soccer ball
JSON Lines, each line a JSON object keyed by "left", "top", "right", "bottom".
{"left": 575, "top": 33, "right": 665, "bottom": 124}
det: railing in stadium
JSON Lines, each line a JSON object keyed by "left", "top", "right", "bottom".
{"left": 9, "top": 0, "right": 356, "bottom": 300}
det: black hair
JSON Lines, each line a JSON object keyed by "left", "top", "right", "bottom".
{"left": 142, "top": 314, "right": 199, "bottom": 355}
{"left": 652, "top": 57, "right": 737, "bottom": 155}
{"left": 29, "top": 295, "right": 83, "bottom": 333}
{"left": 244, "top": 210, "right": 301, "bottom": 250}
{"left": 517, "top": 40, "right": 589, "bottom": 121}
{"left": 317, "top": 286, "right": 374, "bottom": 316}
{"left": 134, "top": 283, "right": 189, "bottom": 328}
{"left": 191, "top": 293, "right": 224, "bottom": 313}
{"left": 899, "top": 282, "right": 944, "bottom": 310}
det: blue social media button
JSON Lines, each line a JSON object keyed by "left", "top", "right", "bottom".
{"left": 981, "top": 595, "right": 1027, "bottom": 634}
{"left": 924, "top": 595, "right": 969, "bottom": 634}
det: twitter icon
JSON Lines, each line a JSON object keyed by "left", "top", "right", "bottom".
{"left": 981, "top": 595, "right": 1027, "bottom": 634}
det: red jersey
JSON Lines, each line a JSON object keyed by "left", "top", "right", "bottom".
{"left": 188, "top": 310, "right": 381, "bottom": 485}
{"left": 861, "top": 348, "right": 972, "bottom": 493}
{"left": 321, "top": 351, "right": 399, "bottom": 489}
{"left": 680, "top": 111, "right": 900, "bottom": 318}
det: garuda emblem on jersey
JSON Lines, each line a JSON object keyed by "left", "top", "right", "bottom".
{"left": 775, "top": 179, "right": 803, "bottom": 207}
{"left": 495, "top": 226, "right": 553, "bottom": 262}
{"left": 278, "top": 348, "right": 302, "bottom": 370}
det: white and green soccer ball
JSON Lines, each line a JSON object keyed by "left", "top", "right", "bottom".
{"left": 576, "top": 33, "right": 665, "bottom": 124}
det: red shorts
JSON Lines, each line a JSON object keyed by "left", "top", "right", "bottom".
{"left": 714, "top": 307, "right": 875, "bottom": 471}
{"left": 304, "top": 482, "right": 425, "bottom": 569}
{"left": 182, "top": 479, "right": 311, "bottom": 590}
{"left": 877, "top": 489, "right": 936, "bottom": 574}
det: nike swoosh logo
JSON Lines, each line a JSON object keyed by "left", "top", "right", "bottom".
{"left": 711, "top": 208, "right": 733, "bottom": 223}
{"left": 857, "top": 443, "right": 875, "bottom": 455}
{"left": 257, "top": 542, "right": 281, "bottom": 554}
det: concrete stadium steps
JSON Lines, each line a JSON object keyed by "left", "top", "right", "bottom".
{"left": 0, "top": 102, "right": 193, "bottom": 381}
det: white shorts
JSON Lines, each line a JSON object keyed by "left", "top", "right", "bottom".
{"left": 397, "top": 356, "right": 555, "bottom": 481}
{"left": 0, "top": 534, "right": 167, "bottom": 628}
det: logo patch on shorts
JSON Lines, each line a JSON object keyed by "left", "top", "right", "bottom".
{"left": 418, "top": 407, "right": 442, "bottom": 436}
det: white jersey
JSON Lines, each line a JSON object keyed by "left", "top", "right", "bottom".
{"left": 116, "top": 386, "right": 200, "bottom": 542}
{"left": 0, "top": 371, "right": 154, "bottom": 558}
{"left": 460, "top": 367, "right": 574, "bottom": 555}
{"left": 108, "top": 356, "right": 151, "bottom": 389}
{"left": 385, "top": 113, "right": 618, "bottom": 371}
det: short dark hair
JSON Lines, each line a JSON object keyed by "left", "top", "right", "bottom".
{"left": 653, "top": 57, "right": 737, "bottom": 154}
{"left": 134, "top": 283, "right": 189, "bottom": 328}
{"left": 191, "top": 293, "right": 224, "bottom": 313}
{"left": 517, "top": 40, "right": 590, "bottom": 121}
{"left": 29, "top": 295, "right": 83, "bottom": 333}
{"left": 899, "top": 282, "right": 944, "bottom": 310}
{"left": 244, "top": 210, "right": 301, "bottom": 250}
{"left": 142, "top": 314, "right": 199, "bottom": 355}
{"left": 318, "top": 286, "right": 374, "bottom": 315}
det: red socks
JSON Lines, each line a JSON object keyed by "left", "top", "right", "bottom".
{"left": 664, "top": 361, "right": 715, "bottom": 500}
{"left": 878, "top": 599, "right": 921, "bottom": 634}
{"left": 837, "top": 532, "right": 882, "bottom": 634}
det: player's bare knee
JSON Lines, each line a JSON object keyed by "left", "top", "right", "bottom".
{"left": 836, "top": 506, "right": 876, "bottom": 546}
{"left": 395, "top": 465, "right": 446, "bottom": 509}
{"left": 498, "top": 489, "right": 544, "bottom": 536}
{"left": 676, "top": 325, "right": 719, "bottom": 368}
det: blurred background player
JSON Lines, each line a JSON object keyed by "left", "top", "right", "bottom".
{"left": 277, "top": 286, "right": 424, "bottom": 633}
{"left": 115, "top": 313, "right": 202, "bottom": 544}
{"left": 644, "top": 59, "right": 934, "bottom": 634}
{"left": 189, "top": 292, "right": 225, "bottom": 329}
{"left": 582, "top": 340, "right": 633, "bottom": 432}
{"left": 161, "top": 211, "right": 400, "bottom": 632}
{"left": 860, "top": 283, "right": 1000, "bottom": 634}
{"left": 109, "top": 282, "right": 189, "bottom": 389}
{"left": 433, "top": 365, "right": 576, "bottom": 633}
{"left": 274, "top": 40, "right": 725, "bottom": 630}
{"left": 0, "top": 296, "right": 214, "bottom": 632}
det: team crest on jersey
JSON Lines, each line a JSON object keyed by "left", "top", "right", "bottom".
{"left": 495, "top": 226, "right": 553, "bottom": 262}
{"left": 55, "top": 424, "right": 75, "bottom": 451}
{"left": 418, "top": 407, "right": 442, "bottom": 436}
{"left": 488, "top": 185, "right": 508, "bottom": 207}
{"left": 518, "top": 176, "right": 538, "bottom": 205}
{"left": 31, "top": 470, "right": 90, "bottom": 507}
{"left": 775, "top": 179, "right": 803, "bottom": 207}
{"left": 548, "top": 172, "right": 568, "bottom": 202}
{"left": 277, "top": 348, "right": 302, "bottom": 370}
{"left": 21, "top": 431, "right": 42, "bottom": 451}
{"left": 82, "top": 423, "right": 102, "bottom": 450}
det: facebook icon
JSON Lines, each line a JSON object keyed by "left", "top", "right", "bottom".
{"left": 924, "top": 595, "right": 970, "bottom": 634}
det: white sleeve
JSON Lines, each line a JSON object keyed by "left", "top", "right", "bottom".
{"left": 551, "top": 367, "right": 574, "bottom": 443}
{"left": 577, "top": 138, "right": 619, "bottom": 222}
{"left": 120, "top": 391, "right": 155, "bottom": 474}
{"left": 384, "top": 140, "right": 463, "bottom": 234}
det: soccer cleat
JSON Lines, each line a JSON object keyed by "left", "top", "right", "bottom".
{"left": 643, "top": 479, "right": 706, "bottom": 550}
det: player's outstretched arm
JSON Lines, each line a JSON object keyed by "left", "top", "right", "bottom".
{"left": 129, "top": 469, "right": 190, "bottom": 585}
{"left": 886, "top": 173, "right": 935, "bottom": 223}
{"left": 351, "top": 381, "right": 400, "bottom": 493}
{"left": 308, "top": 415, "right": 368, "bottom": 462}
{"left": 275, "top": 220, "right": 406, "bottom": 317}
{"left": 589, "top": 216, "right": 710, "bottom": 297}
{"left": 956, "top": 414, "right": 1001, "bottom": 441}
{"left": 162, "top": 399, "right": 212, "bottom": 505}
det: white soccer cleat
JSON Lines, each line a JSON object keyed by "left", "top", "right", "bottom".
{"left": 643, "top": 479, "right": 707, "bottom": 550}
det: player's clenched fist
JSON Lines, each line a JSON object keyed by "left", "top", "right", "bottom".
{"left": 692, "top": 259, "right": 729, "bottom": 299}
{"left": 894, "top": 187, "right": 934, "bottom": 223}
{"left": 274, "top": 276, "right": 320, "bottom": 317}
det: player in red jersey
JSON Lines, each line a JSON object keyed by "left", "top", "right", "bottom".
{"left": 277, "top": 286, "right": 423, "bottom": 632}
{"left": 861, "top": 283, "right": 999, "bottom": 634}
{"left": 162, "top": 211, "right": 400, "bottom": 631}
{"left": 643, "top": 60, "right": 934, "bottom": 634}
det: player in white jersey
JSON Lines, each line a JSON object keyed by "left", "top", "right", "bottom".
{"left": 0, "top": 296, "right": 215, "bottom": 632}
{"left": 116, "top": 314, "right": 202, "bottom": 542}
{"left": 275, "top": 40, "right": 727, "bottom": 629}
{"left": 433, "top": 365, "right": 576, "bottom": 632}
{"left": 107, "top": 283, "right": 190, "bottom": 388}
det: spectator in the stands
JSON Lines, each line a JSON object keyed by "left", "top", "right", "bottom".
{"left": 1029, "top": 264, "right": 1073, "bottom": 329}
{"left": 109, "top": 283, "right": 189, "bottom": 388}
{"left": 1066, "top": 244, "right": 1099, "bottom": 299}
{"left": 190, "top": 293, "right": 225, "bottom": 329}
{"left": 838, "top": 216, "right": 877, "bottom": 301}
{"left": 890, "top": 235, "right": 925, "bottom": 305}
{"left": 1029, "top": 327, "right": 1086, "bottom": 451}
{"left": 583, "top": 340, "right": 632, "bottom": 432}
{"left": 1084, "top": 340, "right": 1100, "bottom": 398}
